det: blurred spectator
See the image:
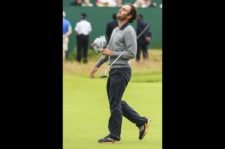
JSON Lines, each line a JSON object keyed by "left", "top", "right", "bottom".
{"left": 74, "top": 13, "right": 92, "bottom": 63}
{"left": 96, "top": 0, "right": 117, "bottom": 7}
{"left": 71, "top": 0, "right": 93, "bottom": 7}
{"left": 159, "top": 3, "right": 162, "bottom": 8}
{"left": 63, "top": 11, "right": 72, "bottom": 62}
{"left": 151, "top": 1, "right": 157, "bottom": 7}
{"left": 82, "top": 0, "right": 94, "bottom": 7}
{"left": 116, "top": 0, "right": 122, "bottom": 7}
{"left": 134, "top": 0, "right": 151, "bottom": 8}
{"left": 136, "top": 14, "right": 151, "bottom": 62}
{"left": 105, "top": 13, "right": 118, "bottom": 43}
{"left": 71, "top": 0, "right": 82, "bottom": 6}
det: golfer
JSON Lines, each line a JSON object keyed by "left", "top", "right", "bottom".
{"left": 90, "top": 3, "right": 150, "bottom": 143}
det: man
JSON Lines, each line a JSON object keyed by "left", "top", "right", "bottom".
{"left": 136, "top": 14, "right": 151, "bottom": 62}
{"left": 105, "top": 13, "right": 118, "bottom": 43}
{"left": 74, "top": 13, "right": 92, "bottom": 63}
{"left": 90, "top": 3, "right": 150, "bottom": 143}
{"left": 63, "top": 11, "right": 72, "bottom": 62}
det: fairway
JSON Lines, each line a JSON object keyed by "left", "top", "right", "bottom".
{"left": 63, "top": 75, "right": 162, "bottom": 149}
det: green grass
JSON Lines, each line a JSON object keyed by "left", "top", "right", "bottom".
{"left": 63, "top": 49, "right": 162, "bottom": 82}
{"left": 63, "top": 75, "right": 162, "bottom": 149}
{"left": 132, "top": 71, "right": 162, "bottom": 83}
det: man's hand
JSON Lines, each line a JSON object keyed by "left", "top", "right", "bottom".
{"left": 102, "top": 48, "right": 112, "bottom": 56}
{"left": 90, "top": 66, "right": 98, "bottom": 78}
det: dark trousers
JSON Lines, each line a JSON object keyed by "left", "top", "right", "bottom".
{"left": 136, "top": 43, "right": 149, "bottom": 61}
{"left": 76, "top": 34, "right": 89, "bottom": 63}
{"left": 107, "top": 67, "right": 147, "bottom": 140}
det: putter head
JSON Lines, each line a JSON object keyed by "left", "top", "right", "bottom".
{"left": 99, "top": 74, "right": 108, "bottom": 78}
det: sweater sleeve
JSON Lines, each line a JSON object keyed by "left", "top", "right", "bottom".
{"left": 95, "top": 55, "right": 109, "bottom": 68}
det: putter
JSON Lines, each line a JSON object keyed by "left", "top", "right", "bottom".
{"left": 93, "top": 24, "right": 151, "bottom": 79}
{"left": 98, "top": 50, "right": 125, "bottom": 79}
{"left": 99, "top": 65, "right": 109, "bottom": 78}
{"left": 99, "top": 74, "right": 108, "bottom": 78}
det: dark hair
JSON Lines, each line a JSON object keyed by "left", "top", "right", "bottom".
{"left": 125, "top": 3, "right": 137, "bottom": 23}
{"left": 112, "top": 13, "right": 117, "bottom": 20}
{"left": 81, "top": 13, "right": 87, "bottom": 19}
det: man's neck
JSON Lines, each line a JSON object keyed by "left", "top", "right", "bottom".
{"left": 118, "top": 20, "right": 128, "bottom": 28}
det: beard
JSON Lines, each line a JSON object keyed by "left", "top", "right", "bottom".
{"left": 116, "top": 13, "right": 127, "bottom": 21}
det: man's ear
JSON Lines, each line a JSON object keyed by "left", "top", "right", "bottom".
{"left": 127, "top": 15, "right": 132, "bottom": 20}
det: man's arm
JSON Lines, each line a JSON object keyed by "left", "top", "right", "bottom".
{"left": 74, "top": 23, "right": 80, "bottom": 34}
{"left": 88, "top": 22, "right": 92, "bottom": 34}
{"left": 95, "top": 55, "right": 109, "bottom": 68}
{"left": 63, "top": 25, "right": 72, "bottom": 38}
{"left": 90, "top": 55, "right": 108, "bottom": 78}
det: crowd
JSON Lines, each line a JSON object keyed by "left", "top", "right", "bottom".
{"left": 70, "top": 0, "right": 162, "bottom": 8}
{"left": 63, "top": 1, "right": 158, "bottom": 63}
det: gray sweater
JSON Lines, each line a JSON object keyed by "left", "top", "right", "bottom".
{"left": 95, "top": 23, "right": 137, "bottom": 69}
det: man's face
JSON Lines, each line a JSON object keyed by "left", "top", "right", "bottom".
{"left": 116, "top": 5, "right": 132, "bottom": 21}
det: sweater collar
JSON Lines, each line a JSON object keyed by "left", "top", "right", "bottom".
{"left": 118, "top": 22, "right": 129, "bottom": 30}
